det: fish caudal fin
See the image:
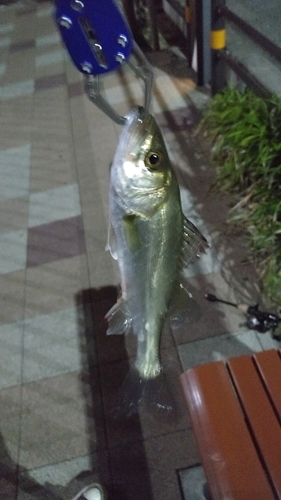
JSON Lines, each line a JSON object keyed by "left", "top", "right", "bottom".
{"left": 105, "top": 300, "right": 132, "bottom": 335}
{"left": 111, "top": 365, "right": 178, "bottom": 422}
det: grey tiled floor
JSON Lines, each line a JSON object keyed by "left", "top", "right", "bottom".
{"left": 0, "top": 2, "right": 279, "bottom": 499}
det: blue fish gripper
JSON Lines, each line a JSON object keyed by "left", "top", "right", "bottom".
{"left": 54, "top": 0, "right": 134, "bottom": 76}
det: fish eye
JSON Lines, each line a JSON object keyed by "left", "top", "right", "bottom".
{"left": 145, "top": 151, "right": 163, "bottom": 170}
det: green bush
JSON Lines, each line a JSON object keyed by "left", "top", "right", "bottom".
{"left": 201, "top": 87, "right": 281, "bottom": 305}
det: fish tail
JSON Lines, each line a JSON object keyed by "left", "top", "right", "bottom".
{"left": 111, "top": 364, "right": 178, "bottom": 421}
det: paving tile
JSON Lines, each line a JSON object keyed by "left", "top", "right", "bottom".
{"left": 103, "top": 80, "right": 144, "bottom": 110}
{"left": 68, "top": 80, "right": 84, "bottom": 98}
{"left": 36, "top": 4, "right": 53, "bottom": 18}
{"left": 10, "top": 13, "right": 36, "bottom": 50}
{"left": 28, "top": 184, "right": 81, "bottom": 228}
{"left": 108, "top": 438, "right": 154, "bottom": 500}
{"left": 18, "top": 451, "right": 111, "bottom": 499}
{"left": 0, "top": 441, "right": 18, "bottom": 500}
{"left": 0, "top": 62, "right": 6, "bottom": 76}
{"left": 109, "top": 429, "right": 199, "bottom": 500}
{"left": 22, "top": 307, "right": 84, "bottom": 383}
{"left": 19, "top": 371, "right": 105, "bottom": 470}
{"left": 0, "top": 196, "right": 29, "bottom": 234}
{"left": 0, "top": 269, "right": 26, "bottom": 325}
{"left": 27, "top": 216, "right": 86, "bottom": 267}
{"left": 10, "top": 39, "right": 35, "bottom": 52}
{"left": 0, "top": 320, "right": 23, "bottom": 389}
{"left": 0, "top": 36, "right": 11, "bottom": 48}
{"left": 145, "top": 430, "right": 200, "bottom": 500}
{"left": 255, "top": 330, "right": 281, "bottom": 350}
{"left": 179, "top": 465, "right": 208, "bottom": 500}
{"left": 0, "top": 96, "right": 33, "bottom": 149}
{"left": 36, "top": 32, "right": 60, "bottom": 47}
{"left": 155, "top": 106, "right": 201, "bottom": 134}
{"left": 34, "top": 60, "right": 67, "bottom": 80}
{"left": 87, "top": 246, "right": 120, "bottom": 290}
{"left": 16, "top": 6, "right": 36, "bottom": 17}
{"left": 171, "top": 269, "right": 261, "bottom": 345}
{"left": 0, "top": 24, "right": 13, "bottom": 35}
{"left": 0, "top": 477, "right": 17, "bottom": 500}
{"left": 34, "top": 72, "right": 66, "bottom": 91}
{"left": 0, "top": 143, "right": 30, "bottom": 201}
{"left": 29, "top": 87, "right": 75, "bottom": 192}
{"left": 0, "top": 385, "right": 22, "bottom": 467}
{"left": 0, "top": 79, "right": 34, "bottom": 99}
{"left": 0, "top": 229, "right": 27, "bottom": 274}
{"left": 29, "top": 144, "right": 75, "bottom": 193}
{"left": 24, "top": 255, "right": 89, "bottom": 318}
{"left": 153, "top": 73, "right": 191, "bottom": 113}
{"left": 25, "top": 454, "right": 97, "bottom": 487}
{"left": 35, "top": 49, "right": 66, "bottom": 68}
{"left": 178, "top": 327, "right": 262, "bottom": 371}
{"left": 16, "top": 484, "right": 56, "bottom": 500}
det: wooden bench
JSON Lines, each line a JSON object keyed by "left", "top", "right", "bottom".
{"left": 180, "top": 349, "right": 281, "bottom": 500}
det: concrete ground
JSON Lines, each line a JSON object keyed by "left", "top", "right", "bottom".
{"left": 0, "top": 1, "right": 279, "bottom": 499}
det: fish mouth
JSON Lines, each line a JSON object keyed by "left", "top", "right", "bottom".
{"left": 127, "top": 106, "right": 155, "bottom": 135}
{"left": 118, "top": 106, "right": 157, "bottom": 161}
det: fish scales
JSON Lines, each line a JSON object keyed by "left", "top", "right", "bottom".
{"left": 110, "top": 178, "right": 182, "bottom": 379}
{"left": 106, "top": 106, "right": 207, "bottom": 386}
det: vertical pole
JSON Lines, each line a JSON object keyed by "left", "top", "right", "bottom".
{"left": 146, "top": 0, "right": 160, "bottom": 51}
{"left": 196, "top": 0, "right": 211, "bottom": 86}
{"left": 185, "top": 0, "right": 191, "bottom": 66}
{"left": 122, "top": 0, "right": 138, "bottom": 34}
{"left": 186, "top": 0, "right": 195, "bottom": 67}
{"left": 211, "top": 0, "right": 227, "bottom": 94}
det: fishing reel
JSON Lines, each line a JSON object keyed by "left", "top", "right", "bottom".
{"left": 205, "top": 293, "right": 281, "bottom": 337}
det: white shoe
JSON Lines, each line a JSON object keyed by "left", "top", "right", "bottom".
{"left": 71, "top": 483, "right": 106, "bottom": 500}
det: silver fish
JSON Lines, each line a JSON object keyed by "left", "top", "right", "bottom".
{"left": 106, "top": 107, "right": 207, "bottom": 391}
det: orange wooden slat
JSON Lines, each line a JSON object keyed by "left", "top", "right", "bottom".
{"left": 228, "top": 355, "right": 281, "bottom": 500}
{"left": 254, "top": 349, "right": 281, "bottom": 422}
{"left": 180, "top": 362, "right": 275, "bottom": 500}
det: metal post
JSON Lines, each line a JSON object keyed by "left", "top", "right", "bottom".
{"left": 211, "top": 0, "right": 227, "bottom": 94}
{"left": 186, "top": 0, "right": 196, "bottom": 67}
{"left": 146, "top": 0, "right": 160, "bottom": 51}
{"left": 195, "top": 0, "right": 211, "bottom": 86}
{"left": 121, "top": 0, "right": 138, "bottom": 34}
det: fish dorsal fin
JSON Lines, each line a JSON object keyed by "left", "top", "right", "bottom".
{"left": 105, "top": 299, "right": 132, "bottom": 335}
{"left": 180, "top": 217, "right": 208, "bottom": 268}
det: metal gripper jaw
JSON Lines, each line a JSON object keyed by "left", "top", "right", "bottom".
{"left": 53, "top": 0, "right": 153, "bottom": 124}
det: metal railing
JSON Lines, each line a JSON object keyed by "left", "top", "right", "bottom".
{"left": 196, "top": 0, "right": 281, "bottom": 95}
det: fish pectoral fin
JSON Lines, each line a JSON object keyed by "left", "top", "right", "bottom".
{"left": 105, "top": 299, "right": 132, "bottom": 335}
{"left": 122, "top": 214, "right": 141, "bottom": 252}
{"left": 169, "top": 282, "right": 201, "bottom": 332}
{"left": 106, "top": 222, "right": 118, "bottom": 260}
{"left": 181, "top": 217, "right": 209, "bottom": 267}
